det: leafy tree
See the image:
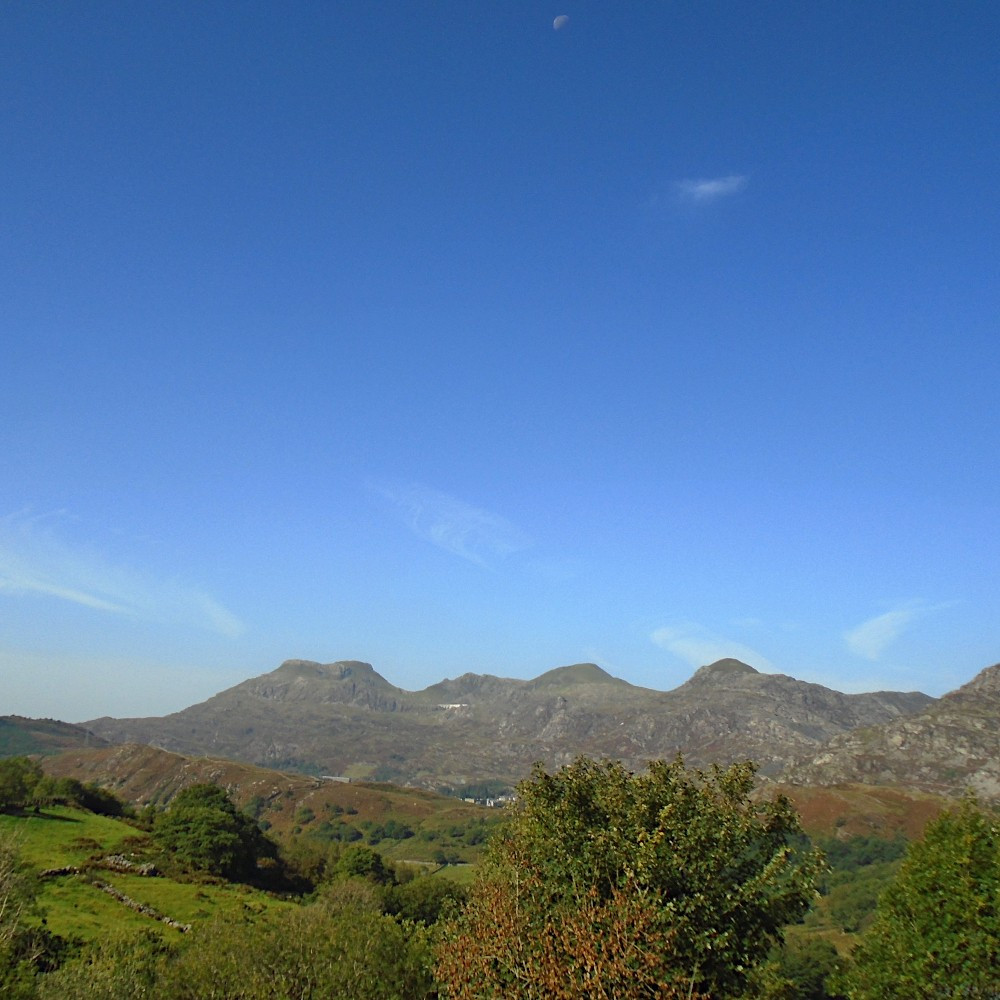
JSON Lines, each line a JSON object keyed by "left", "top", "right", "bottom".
{"left": 436, "top": 756, "right": 822, "bottom": 1000}
{"left": 0, "top": 758, "right": 43, "bottom": 811}
{"left": 77, "top": 783, "right": 126, "bottom": 817}
{"left": 333, "top": 844, "right": 395, "bottom": 885}
{"left": 823, "top": 865, "right": 898, "bottom": 935}
{"left": 775, "top": 937, "right": 846, "bottom": 1000}
{"left": 153, "top": 783, "right": 275, "bottom": 880}
{"left": 316, "top": 875, "right": 385, "bottom": 916}
{"left": 384, "top": 875, "right": 467, "bottom": 925}
{"left": 842, "top": 798, "right": 1000, "bottom": 1000}
{"left": 432, "top": 847, "right": 461, "bottom": 866}
{"left": 281, "top": 837, "right": 341, "bottom": 886}
{"left": 32, "top": 776, "right": 125, "bottom": 816}
{"left": 817, "top": 834, "right": 907, "bottom": 873}
{"left": 382, "top": 818, "right": 414, "bottom": 840}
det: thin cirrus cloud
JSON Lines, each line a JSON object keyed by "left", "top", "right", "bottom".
{"left": 650, "top": 622, "right": 773, "bottom": 671}
{"left": 0, "top": 510, "right": 244, "bottom": 638}
{"left": 843, "top": 600, "right": 952, "bottom": 661}
{"left": 375, "top": 483, "right": 531, "bottom": 568}
{"left": 676, "top": 174, "right": 748, "bottom": 204}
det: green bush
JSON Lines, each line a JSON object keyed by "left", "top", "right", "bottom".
{"left": 384, "top": 875, "right": 466, "bottom": 925}
{"left": 156, "top": 904, "right": 433, "bottom": 999}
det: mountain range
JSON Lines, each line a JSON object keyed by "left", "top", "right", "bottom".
{"left": 82, "top": 657, "right": 951, "bottom": 792}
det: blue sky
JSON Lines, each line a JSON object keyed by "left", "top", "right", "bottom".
{"left": 2, "top": 2, "right": 998, "bottom": 721}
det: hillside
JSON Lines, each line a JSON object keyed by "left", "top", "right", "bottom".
{"left": 40, "top": 742, "right": 499, "bottom": 859}
{"left": 786, "top": 662, "right": 1000, "bottom": 800}
{"left": 39, "top": 741, "right": 953, "bottom": 847}
{"left": 83, "top": 657, "right": 934, "bottom": 789}
{"left": 0, "top": 803, "right": 296, "bottom": 943}
{"left": 0, "top": 715, "right": 110, "bottom": 756}
{"left": 769, "top": 782, "right": 948, "bottom": 839}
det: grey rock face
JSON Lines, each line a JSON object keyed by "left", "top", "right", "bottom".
{"left": 84, "top": 657, "right": 946, "bottom": 791}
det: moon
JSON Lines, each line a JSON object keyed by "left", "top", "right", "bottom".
{"left": 553, "top": 14, "right": 569, "bottom": 31}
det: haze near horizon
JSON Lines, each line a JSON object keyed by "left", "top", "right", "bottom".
{"left": 2, "top": 3, "right": 998, "bottom": 720}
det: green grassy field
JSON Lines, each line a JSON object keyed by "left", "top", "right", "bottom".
{"left": 0, "top": 806, "right": 144, "bottom": 868}
{"left": 0, "top": 807, "right": 296, "bottom": 942}
{"left": 427, "top": 862, "right": 477, "bottom": 885}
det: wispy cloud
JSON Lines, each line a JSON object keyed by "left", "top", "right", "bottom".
{"left": 676, "top": 174, "right": 748, "bottom": 204}
{"left": 651, "top": 622, "right": 772, "bottom": 670}
{"left": 374, "top": 483, "right": 531, "bottom": 568}
{"left": 0, "top": 511, "right": 244, "bottom": 637}
{"left": 844, "top": 600, "right": 952, "bottom": 661}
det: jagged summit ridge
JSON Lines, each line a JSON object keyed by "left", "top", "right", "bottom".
{"left": 82, "top": 655, "right": 946, "bottom": 791}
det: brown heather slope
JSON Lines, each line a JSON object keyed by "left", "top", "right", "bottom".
{"left": 40, "top": 743, "right": 495, "bottom": 848}
{"left": 785, "top": 662, "right": 1000, "bottom": 801}
{"left": 84, "top": 657, "right": 933, "bottom": 790}
{"left": 770, "top": 783, "right": 948, "bottom": 840}
{"left": 41, "top": 743, "right": 951, "bottom": 847}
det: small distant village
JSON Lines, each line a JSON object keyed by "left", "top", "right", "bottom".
{"left": 318, "top": 772, "right": 514, "bottom": 808}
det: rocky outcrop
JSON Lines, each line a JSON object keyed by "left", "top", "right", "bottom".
{"left": 785, "top": 663, "right": 1000, "bottom": 802}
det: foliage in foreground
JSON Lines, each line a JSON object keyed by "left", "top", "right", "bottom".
{"left": 14, "top": 757, "right": 998, "bottom": 1000}
{"left": 436, "top": 756, "right": 823, "bottom": 1000}
{"left": 841, "top": 797, "right": 1000, "bottom": 1000}
{"left": 0, "top": 827, "right": 36, "bottom": 998}
{"left": 1, "top": 796, "right": 459, "bottom": 998}
{"left": 39, "top": 902, "right": 435, "bottom": 1000}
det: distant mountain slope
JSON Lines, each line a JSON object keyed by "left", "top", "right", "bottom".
{"left": 767, "top": 781, "right": 948, "bottom": 839}
{"left": 0, "top": 715, "right": 109, "bottom": 756}
{"left": 41, "top": 742, "right": 952, "bottom": 845}
{"left": 785, "top": 662, "right": 1000, "bottom": 800}
{"left": 39, "top": 743, "right": 494, "bottom": 849}
{"left": 85, "top": 658, "right": 934, "bottom": 790}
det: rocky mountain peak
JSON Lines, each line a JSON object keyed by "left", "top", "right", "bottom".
{"left": 947, "top": 662, "right": 1000, "bottom": 701}
{"left": 689, "top": 659, "right": 761, "bottom": 682}
{"left": 528, "top": 663, "right": 621, "bottom": 688}
{"left": 275, "top": 659, "right": 376, "bottom": 680}
{"left": 240, "top": 659, "right": 403, "bottom": 710}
